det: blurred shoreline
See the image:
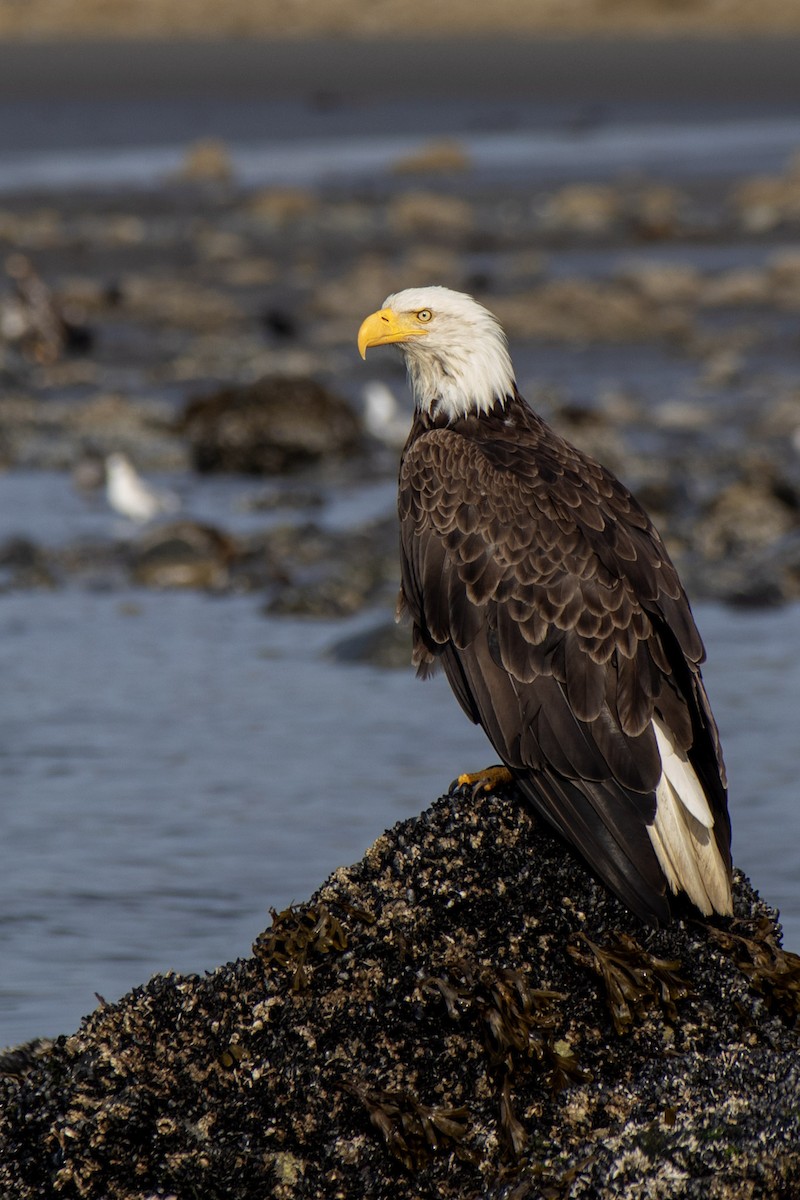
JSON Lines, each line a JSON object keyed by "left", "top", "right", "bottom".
{"left": 1, "top": 37, "right": 800, "bottom": 107}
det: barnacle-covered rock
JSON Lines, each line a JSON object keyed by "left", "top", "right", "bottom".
{"left": 0, "top": 789, "right": 798, "bottom": 1198}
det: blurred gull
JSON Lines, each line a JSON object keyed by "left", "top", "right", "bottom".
{"left": 105, "top": 452, "right": 179, "bottom": 523}
{"left": 362, "top": 379, "right": 411, "bottom": 449}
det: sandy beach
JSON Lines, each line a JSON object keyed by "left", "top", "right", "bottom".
{"left": 3, "top": 0, "right": 800, "bottom": 38}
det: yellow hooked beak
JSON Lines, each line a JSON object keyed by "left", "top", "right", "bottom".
{"left": 357, "top": 308, "right": 429, "bottom": 359}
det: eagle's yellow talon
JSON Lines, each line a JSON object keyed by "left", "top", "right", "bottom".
{"left": 455, "top": 766, "right": 514, "bottom": 794}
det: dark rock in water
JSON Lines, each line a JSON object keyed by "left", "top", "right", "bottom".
{"left": 696, "top": 476, "right": 799, "bottom": 566}
{"left": 130, "top": 520, "right": 237, "bottom": 590}
{"left": 721, "top": 529, "right": 800, "bottom": 608}
{"left": 263, "top": 516, "right": 398, "bottom": 617}
{"left": 0, "top": 536, "right": 58, "bottom": 589}
{"left": 327, "top": 617, "right": 412, "bottom": 668}
{"left": 686, "top": 469, "right": 800, "bottom": 606}
{"left": 179, "top": 376, "right": 364, "bottom": 475}
{"left": 1, "top": 788, "right": 798, "bottom": 1199}
{"left": 724, "top": 573, "right": 790, "bottom": 609}
{"left": 265, "top": 562, "right": 391, "bottom": 618}
{"left": 237, "top": 483, "right": 325, "bottom": 512}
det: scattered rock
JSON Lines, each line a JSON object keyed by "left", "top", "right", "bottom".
{"left": 91, "top": 214, "right": 148, "bottom": 247}
{"left": 246, "top": 187, "right": 318, "bottom": 225}
{"left": 259, "top": 515, "right": 398, "bottom": 616}
{"left": 697, "top": 473, "right": 799, "bottom": 564}
{"left": 266, "top": 570, "right": 387, "bottom": 618}
{"left": 741, "top": 529, "right": 800, "bottom": 604}
{"left": 236, "top": 483, "right": 325, "bottom": 512}
{"left": 400, "top": 244, "right": 464, "bottom": 290}
{"left": 762, "top": 388, "right": 800, "bottom": 438}
{"left": 0, "top": 160, "right": 799, "bottom": 613}
{"left": 539, "top": 183, "right": 621, "bottom": 234}
{"left": 0, "top": 393, "right": 186, "bottom": 472}
{"left": 174, "top": 137, "right": 234, "bottom": 183}
{"left": 0, "top": 207, "right": 63, "bottom": 251}
{"left": 699, "top": 347, "right": 745, "bottom": 387}
{"left": 130, "top": 520, "right": 237, "bottom": 590}
{"left": 387, "top": 191, "right": 474, "bottom": 240}
{"left": 391, "top": 138, "right": 471, "bottom": 174}
{"left": 626, "top": 183, "right": 686, "bottom": 239}
{"left": 731, "top": 157, "right": 800, "bottom": 232}
{"left": 700, "top": 266, "right": 770, "bottom": 307}
{"left": 194, "top": 227, "right": 248, "bottom": 262}
{"left": 313, "top": 257, "right": 400, "bottom": 323}
{"left": 326, "top": 617, "right": 411, "bottom": 668}
{"left": 492, "top": 280, "right": 690, "bottom": 344}
{"left": 768, "top": 247, "right": 800, "bottom": 309}
{"left": 179, "top": 376, "right": 364, "bottom": 475}
{"left": 651, "top": 398, "right": 715, "bottom": 431}
{"left": 221, "top": 257, "right": 276, "bottom": 287}
{"left": 618, "top": 259, "right": 702, "bottom": 305}
{"left": 0, "top": 536, "right": 58, "bottom": 589}
{"left": 0, "top": 787, "right": 797, "bottom": 1198}
{"left": 120, "top": 273, "right": 242, "bottom": 332}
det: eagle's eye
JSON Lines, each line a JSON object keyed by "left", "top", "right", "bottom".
{"left": 416, "top": 309, "right": 432, "bottom": 323}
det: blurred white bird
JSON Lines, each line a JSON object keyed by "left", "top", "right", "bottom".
{"left": 105, "top": 453, "right": 179, "bottom": 523}
{"left": 362, "top": 379, "right": 411, "bottom": 449}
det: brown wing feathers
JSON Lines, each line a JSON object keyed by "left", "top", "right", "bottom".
{"left": 398, "top": 393, "right": 726, "bottom": 922}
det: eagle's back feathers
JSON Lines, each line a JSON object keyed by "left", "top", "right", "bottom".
{"left": 398, "top": 389, "right": 732, "bottom": 923}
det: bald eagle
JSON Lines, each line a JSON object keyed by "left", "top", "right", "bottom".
{"left": 358, "top": 286, "right": 732, "bottom": 925}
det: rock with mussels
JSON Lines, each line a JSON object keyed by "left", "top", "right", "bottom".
{"left": 129, "top": 520, "right": 238, "bottom": 590}
{"left": 0, "top": 787, "right": 798, "bottom": 1199}
{"left": 178, "top": 375, "right": 364, "bottom": 475}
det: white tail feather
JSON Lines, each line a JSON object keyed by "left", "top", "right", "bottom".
{"left": 648, "top": 717, "right": 732, "bottom": 916}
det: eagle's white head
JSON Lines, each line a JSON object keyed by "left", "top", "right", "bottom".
{"left": 357, "top": 286, "right": 515, "bottom": 421}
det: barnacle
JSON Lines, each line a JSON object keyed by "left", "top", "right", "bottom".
{"left": 217, "top": 1043, "right": 246, "bottom": 1071}
{"left": 0, "top": 1039, "right": 54, "bottom": 1080}
{"left": 334, "top": 899, "right": 376, "bottom": 926}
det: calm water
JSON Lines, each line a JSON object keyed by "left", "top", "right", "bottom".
{"left": 4, "top": 115, "right": 800, "bottom": 193}
{"left": 2, "top": 575, "right": 799, "bottom": 1048}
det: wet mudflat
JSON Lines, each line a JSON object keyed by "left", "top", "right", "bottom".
{"left": 2, "top": 38, "right": 800, "bottom": 1048}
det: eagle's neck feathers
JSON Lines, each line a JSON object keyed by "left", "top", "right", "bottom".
{"left": 404, "top": 338, "right": 515, "bottom": 421}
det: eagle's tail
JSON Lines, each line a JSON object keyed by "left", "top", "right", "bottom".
{"left": 647, "top": 717, "right": 733, "bottom": 916}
